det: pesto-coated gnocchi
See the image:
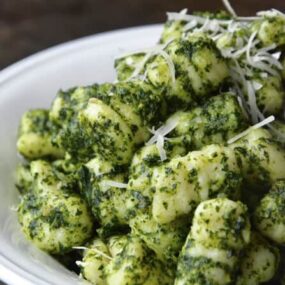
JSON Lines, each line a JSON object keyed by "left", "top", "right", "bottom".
{"left": 17, "top": 109, "right": 64, "bottom": 159}
{"left": 17, "top": 160, "right": 94, "bottom": 254}
{"left": 15, "top": 5, "right": 285, "bottom": 285}
{"left": 175, "top": 198, "right": 250, "bottom": 285}
{"left": 254, "top": 180, "right": 285, "bottom": 245}
{"left": 78, "top": 235, "right": 174, "bottom": 285}
{"left": 236, "top": 232, "right": 279, "bottom": 285}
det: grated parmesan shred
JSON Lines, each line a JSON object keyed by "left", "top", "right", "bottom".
{"left": 257, "top": 9, "right": 285, "bottom": 19}
{"left": 73, "top": 246, "right": 113, "bottom": 260}
{"left": 101, "top": 180, "right": 128, "bottom": 189}
{"left": 227, "top": 115, "right": 275, "bottom": 144}
{"left": 146, "top": 119, "right": 178, "bottom": 161}
{"left": 75, "top": 260, "right": 87, "bottom": 267}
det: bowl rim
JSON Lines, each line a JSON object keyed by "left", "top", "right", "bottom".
{"left": 0, "top": 23, "right": 162, "bottom": 285}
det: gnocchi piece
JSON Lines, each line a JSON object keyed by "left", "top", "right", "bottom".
{"left": 17, "top": 160, "right": 94, "bottom": 254}
{"left": 253, "top": 15, "right": 285, "bottom": 47}
{"left": 115, "top": 53, "right": 146, "bottom": 81}
{"left": 15, "top": 163, "right": 33, "bottom": 194}
{"left": 175, "top": 198, "right": 250, "bottom": 285}
{"left": 17, "top": 109, "right": 64, "bottom": 159}
{"left": 236, "top": 232, "right": 279, "bottom": 285}
{"left": 130, "top": 212, "right": 189, "bottom": 263}
{"left": 251, "top": 74, "right": 285, "bottom": 115}
{"left": 18, "top": 191, "right": 93, "bottom": 254}
{"left": 79, "top": 238, "right": 111, "bottom": 285}
{"left": 151, "top": 144, "right": 242, "bottom": 224}
{"left": 237, "top": 129, "right": 285, "bottom": 188}
{"left": 105, "top": 235, "right": 173, "bottom": 285}
{"left": 78, "top": 235, "right": 174, "bottom": 285}
{"left": 254, "top": 179, "right": 285, "bottom": 245}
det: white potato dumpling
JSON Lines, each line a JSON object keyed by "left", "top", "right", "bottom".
{"left": 254, "top": 75, "right": 285, "bottom": 115}
{"left": 17, "top": 109, "right": 64, "bottom": 159}
{"left": 254, "top": 180, "right": 285, "bottom": 245}
{"left": 114, "top": 54, "right": 145, "bottom": 81}
{"left": 18, "top": 191, "right": 94, "bottom": 254}
{"left": 232, "top": 128, "right": 285, "bottom": 187}
{"left": 248, "top": 135, "right": 285, "bottom": 185}
{"left": 78, "top": 235, "right": 128, "bottom": 285}
{"left": 90, "top": 173, "right": 129, "bottom": 228}
{"left": 105, "top": 235, "right": 173, "bottom": 285}
{"left": 15, "top": 163, "right": 33, "bottom": 193}
{"left": 125, "top": 93, "right": 248, "bottom": 224}
{"left": 191, "top": 198, "right": 250, "bottom": 250}
{"left": 107, "top": 94, "right": 149, "bottom": 144}
{"left": 17, "top": 133, "right": 63, "bottom": 159}
{"left": 151, "top": 155, "right": 200, "bottom": 224}
{"left": 175, "top": 198, "right": 250, "bottom": 285}
{"left": 78, "top": 98, "right": 135, "bottom": 164}
{"left": 167, "top": 33, "right": 229, "bottom": 99}
{"left": 151, "top": 144, "right": 242, "bottom": 224}
{"left": 160, "top": 20, "right": 185, "bottom": 44}
{"left": 255, "top": 16, "right": 285, "bottom": 47}
{"left": 80, "top": 239, "right": 111, "bottom": 285}
{"left": 29, "top": 160, "right": 74, "bottom": 194}
{"left": 49, "top": 87, "right": 90, "bottom": 125}
{"left": 236, "top": 232, "right": 279, "bottom": 285}
{"left": 130, "top": 212, "right": 188, "bottom": 263}
{"left": 146, "top": 56, "right": 173, "bottom": 88}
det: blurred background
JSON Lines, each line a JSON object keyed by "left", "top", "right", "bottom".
{"left": 1, "top": 0, "right": 285, "bottom": 70}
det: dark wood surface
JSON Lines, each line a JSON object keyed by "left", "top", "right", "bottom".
{"left": 1, "top": 0, "right": 285, "bottom": 69}
{"left": 0, "top": 1, "right": 285, "bottom": 284}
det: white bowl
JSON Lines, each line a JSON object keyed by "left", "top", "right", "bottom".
{"left": 0, "top": 24, "right": 162, "bottom": 285}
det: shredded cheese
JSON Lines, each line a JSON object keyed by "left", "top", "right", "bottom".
{"left": 156, "top": 135, "right": 167, "bottom": 161}
{"left": 146, "top": 119, "right": 178, "bottom": 161}
{"left": 73, "top": 246, "right": 113, "bottom": 260}
{"left": 227, "top": 115, "right": 275, "bottom": 144}
{"left": 116, "top": 39, "right": 176, "bottom": 84}
{"left": 222, "top": 0, "right": 237, "bottom": 17}
{"left": 75, "top": 260, "right": 87, "bottom": 267}
{"left": 257, "top": 9, "right": 285, "bottom": 19}
{"left": 101, "top": 180, "right": 128, "bottom": 189}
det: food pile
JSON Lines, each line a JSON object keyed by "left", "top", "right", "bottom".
{"left": 15, "top": 4, "right": 285, "bottom": 285}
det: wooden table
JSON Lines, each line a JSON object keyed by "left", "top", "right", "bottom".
{"left": 0, "top": 0, "right": 285, "bottom": 69}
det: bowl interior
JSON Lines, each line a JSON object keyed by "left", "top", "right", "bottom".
{"left": 0, "top": 25, "right": 161, "bottom": 285}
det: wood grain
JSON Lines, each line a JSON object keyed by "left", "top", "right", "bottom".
{"left": 0, "top": 0, "right": 285, "bottom": 69}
